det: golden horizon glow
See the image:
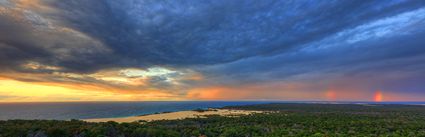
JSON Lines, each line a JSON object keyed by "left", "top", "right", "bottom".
{"left": 0, "top": 78, "right": 184, "bottom": 102}
{"left": 0, "top": 77, "right": 424, "bottom": 102}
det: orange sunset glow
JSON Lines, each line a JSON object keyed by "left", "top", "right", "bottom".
{"left": 374, "top": 91, "right": 383, "bottom": 102}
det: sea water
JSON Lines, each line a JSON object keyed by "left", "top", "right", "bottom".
{"left": 0, "top": 101, "right": 269, "bottom": 120}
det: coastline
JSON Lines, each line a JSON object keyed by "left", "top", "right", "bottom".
{"left": 83, "top": 108, "right": 264, "bottom": 123}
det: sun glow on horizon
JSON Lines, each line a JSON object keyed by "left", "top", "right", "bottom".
{"left": 325, "top": 90, "right": 337, "bottom": 101}
{"left": 0, "top": 78, "right": 183, "bottom": 102}
{"left": 374, "top": 91, "right": 383, "bottom": 102}
{"left": 1, "top": 76, "right": 423, "bottom": 102}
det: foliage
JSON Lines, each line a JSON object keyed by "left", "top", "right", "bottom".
{"left": 1, "top": 103, "right": 425, "bottom": 137}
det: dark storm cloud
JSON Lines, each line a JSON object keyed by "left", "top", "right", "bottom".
{"left": 0, "top": 3, "right": 115, "bottom": 73}
{"left": 196, "top": 8, "right": 425, "bottom": 93}
{"left": 0, "top": 14, "right": 51, "bottom": 70}
{"left": 1, "top": 0, "right": 425, "bottom": 95}
{"left": 44, "top": 0, "right": 425, "bottom": 67}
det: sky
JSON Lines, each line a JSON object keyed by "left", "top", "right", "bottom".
{"left": 1, "top": 0, "right": 425, "bottom": 102}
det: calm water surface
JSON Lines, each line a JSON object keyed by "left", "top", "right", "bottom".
{"left": 0, "top": 101, "right": 269, "bottom": 120}
{"left": 1, "top": 101, "right": 423, "bottom": 120}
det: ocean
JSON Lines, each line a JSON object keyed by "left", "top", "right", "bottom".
{"left": 0, "top": 101, "right": 269, "bottom": 120}
{"left": 1, "top": 101, "right": 424, "bottom": 120}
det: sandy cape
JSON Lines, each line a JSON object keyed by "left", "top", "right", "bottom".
{"left": 83, "top": 109, "right": 264, "bottom": 123}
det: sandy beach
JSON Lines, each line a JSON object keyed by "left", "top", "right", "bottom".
{"left": 83, "top": 109, "right": 264, "bottom": 123}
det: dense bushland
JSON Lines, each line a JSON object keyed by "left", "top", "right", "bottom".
{"left": 1, "top": 103, "right": 425, "bottom": 137}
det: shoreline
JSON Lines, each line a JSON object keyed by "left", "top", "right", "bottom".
{"left": 83, "top": 108, "right": 264, "bottom": 123}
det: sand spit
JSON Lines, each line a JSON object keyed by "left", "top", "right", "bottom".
{"left": 83, "top": 109, "right": 263, "bottom": 123}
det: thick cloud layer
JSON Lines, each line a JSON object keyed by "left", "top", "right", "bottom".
{"left": 1, "top": 0, "right": 425, "bottom": 100}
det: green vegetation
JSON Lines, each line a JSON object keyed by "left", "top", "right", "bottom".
{"left": 192, "top": 108, "right": 217, "bottom": 112}
{"left": 1, "top": 103, "right": 425, "bottom": 137}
